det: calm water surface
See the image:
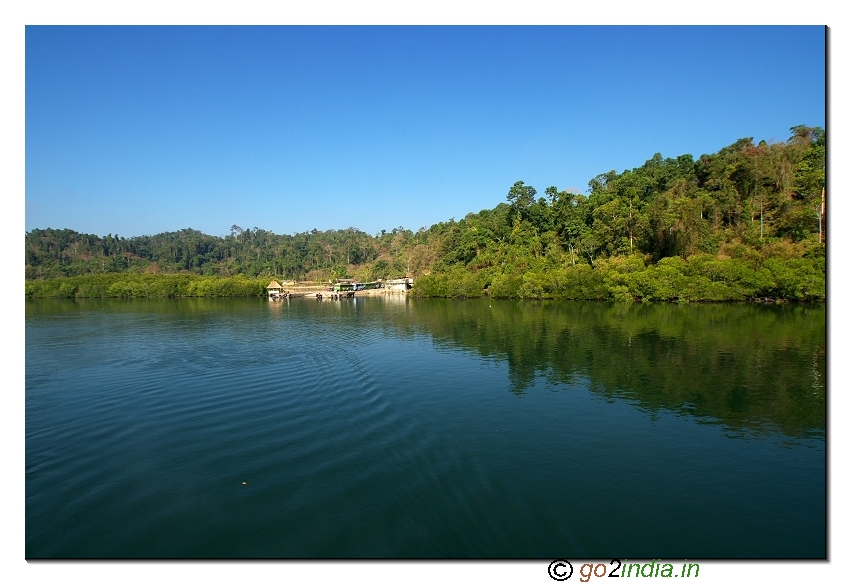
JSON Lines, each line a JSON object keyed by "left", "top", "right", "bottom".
{"left": 25, "top": 297, "right": 825, "bottom": 558}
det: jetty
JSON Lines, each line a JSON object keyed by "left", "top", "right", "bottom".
{"left": 267, "top": 278, "right": 412, "bottom": 301}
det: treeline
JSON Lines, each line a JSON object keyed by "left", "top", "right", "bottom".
{"left": 413, "top": 125, "right": 825, "bottom": 301}
{"left": 25, "top": 225, "right": 394, "bottom": 282}
{"left": 25, "top": 126, "right": 825, "bottom": 301}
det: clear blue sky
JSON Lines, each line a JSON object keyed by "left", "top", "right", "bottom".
{"left": 25, "top": 25, "right": 825, "bottom": 238}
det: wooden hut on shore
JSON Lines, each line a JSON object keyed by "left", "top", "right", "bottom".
{"left": 267, "top": 280, "right": 284, "bottom": 300}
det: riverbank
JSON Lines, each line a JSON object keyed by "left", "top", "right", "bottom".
{"left": 24, "top": 273, "right": 411, "bottom": 299}
{"left": 24, "top": 253, "right": 826, "bottom": 303}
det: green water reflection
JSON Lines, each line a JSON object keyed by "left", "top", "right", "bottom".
{"left": 28, "top": 298, "right": 825, "bottom": 439}
{"left": 379, "top": 299, "right": 825, "bottom": 439}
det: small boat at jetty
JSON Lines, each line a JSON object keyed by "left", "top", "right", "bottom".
{"left": 331, "top": 280, "right": 382, "bottom": 292}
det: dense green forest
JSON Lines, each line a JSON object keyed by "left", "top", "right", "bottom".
{"left": 25, "top": 126, "right": 825, "bottom": 301}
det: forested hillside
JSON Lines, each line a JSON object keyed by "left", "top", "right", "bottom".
{"left": 26, "top": 126, "right": 825, "bottom": 301}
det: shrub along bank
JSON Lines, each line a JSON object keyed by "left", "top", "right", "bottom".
{"left": 411, "top": 253, "right": 824, "bottom": 302}
{"left": 25, "top": 273, "right": 268, "bottom": 299}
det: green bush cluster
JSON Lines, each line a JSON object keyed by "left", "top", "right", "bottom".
{"left": 25, "top": 274, "right": 268, "bottom": 299}
{"left": 412, "top": 267, "right": 486, "bottom": 298}
{"left": 412, "top": 254, "right": 824, "bottom": 302}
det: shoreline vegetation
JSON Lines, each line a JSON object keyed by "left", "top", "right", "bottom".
{"left": 24, "top": 274, "right": 398, "bottom": 300}
{"left": 26, "top": 126, "right": 825, "bottom": 303}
